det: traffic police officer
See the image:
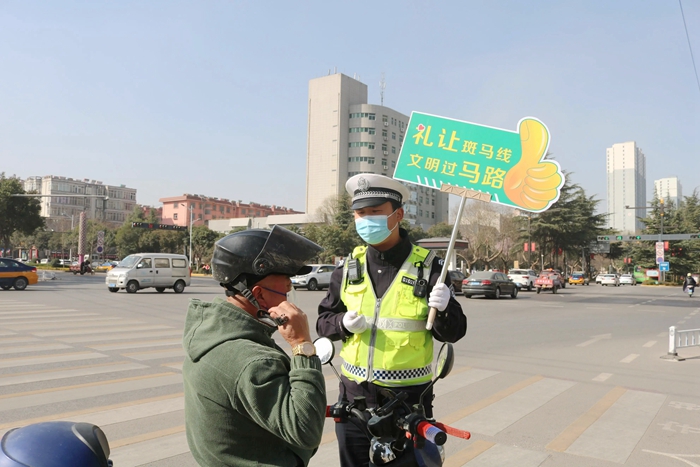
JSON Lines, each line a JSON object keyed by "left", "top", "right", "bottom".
{"left": 316, "top": 174, "right": 467, "bottom": 467}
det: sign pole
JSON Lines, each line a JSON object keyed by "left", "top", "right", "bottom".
{"left": 426, "top": 185, "right": 491, "bottom": 330}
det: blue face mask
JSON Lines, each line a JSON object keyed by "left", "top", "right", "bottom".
{"left": 355, "top": 210, "right": 398, "bottom": 245}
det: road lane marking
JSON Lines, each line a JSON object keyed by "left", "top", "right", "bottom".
{"left": 440, "top": 376, "right": 543, "bottom": 426}
{"left": 564, "top": 390, "right": 665, "bottom": 463}
{"left": 5, "top": 318, "right": 135, "bottom": 331}
{"left": 450, "top": 378, "right": 575, "bottom": 436}
{"left": 0, "top": 331, "right": 16, "bottom": 336}
{"left": 34, "top": 324, "right": 171, "bottom": 337}
{"left": 678, "top": 320, "right": 686, "bottom": 324}
{"left": 59, "top": 329, "right": 183, "bottom": 343}
{"left": 0, "top": 351, "right": 107, "bottom": 369}
{"left": 161, "top": 362, "right": 183, "bottom": 371}
{"left": 0, "top": 362, "right": 148, "bottom": 387}
{"left": 121, "top": 348, "right": 185, "bottom": 361}
{"left": 434, "top": 368, "right": 500, "bottom": 398}
{"left": 576, "top": 334, "right": 611, "bottom": 347}
{"left": 658, "top": 332, "right": 668, "bottom": 337}
{"left": 0, "top": 313, "right": 99, "bottom": 322}
{"left": 0, "top": 392, "right": 184, "bottom": 435}
{"left": 620, "top": 354, "right": 639, "bottom": 363}
{"left": 643, "top": 341, "right": 657, "bottom": 348}
{"left": 0, "top": 308, "right": 79, "bottom": 315}
{"left": 546, "top": 386, "right": 626, "bottom": 452}
{"left": 110, "top": 424, "right": 185, "bottom": 448}
{"left": 88, "top": 338, "right": 183, "bottom": 351}
{"left": 0, "top": 336, "right": 40, "bottom": 343}
{"left": 465, "top": 443, "right": 550, "bottom": 467}
{"left": 0, "top": 343, "right": 73, "bottom": 355}
{"left": 443, "top": 440, "right": 495, "bottom": 467}
{"left": 592, "top": 373, "right": 612, "bottom": 382}
{"left": 105, "top": 432, "right": 190, "bottom": 467}
{"left": 0, "top": 373, "right": 182, "bottom": 412}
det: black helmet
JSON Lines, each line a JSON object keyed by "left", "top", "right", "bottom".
{"left": 212, "top": 225, "right": 322, "bottom": 289}
{"left": 0, "top": 421, "right": 112, "bottom": 467}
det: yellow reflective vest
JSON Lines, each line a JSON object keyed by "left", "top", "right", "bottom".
{"left": 339, "top": 245, "right": 435, "bottom": 387}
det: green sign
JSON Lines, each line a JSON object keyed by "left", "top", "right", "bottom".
{"left": 394, "top": 112, "right": 565, "bottom": 212}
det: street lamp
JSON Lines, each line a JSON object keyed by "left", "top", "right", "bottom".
{"left": 181, "top": 203, "right": 201, "bottom": 268}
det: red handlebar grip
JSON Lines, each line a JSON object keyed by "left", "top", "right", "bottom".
{"left": 326, "top": 406, "right": 332, "bottom": 417}
{"left": 417, "top": 421, "right": 447, "bottom": 446}
{"left": 433, "top": 422, "right": 471, "bottom": 440}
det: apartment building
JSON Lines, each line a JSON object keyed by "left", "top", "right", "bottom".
{"left": 606, "top": 142, "right": 647, "bottom": 234}
{"left": 23, "top": 175, "right": 137, "bottom": 230}
{"left": 159, "top": 194, "right": 302, "bottom": 227}
{"left": 306, "top": 72, "right": 449, "bottom": 230}
{"left": 654, "top": 177, "right": 683, "bottom": 207}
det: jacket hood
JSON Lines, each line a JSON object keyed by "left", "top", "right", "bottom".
{"left": 183, "top": 297, "right": 276, "bottom": 362}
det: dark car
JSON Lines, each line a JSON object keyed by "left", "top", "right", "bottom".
{"left": 448, "top": 270, "right": 467, "bottom": 295}
{"left": 0, "top": 258, "right": 39, "bottom": 291}
{"left": 461, "top": 271, "right": 518, "bottom": 299}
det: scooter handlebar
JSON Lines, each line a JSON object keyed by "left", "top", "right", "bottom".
{"left": 416, "top": 421, "right": 447, "bottom": 446}
{"left": 433, "top": 422, "right": 471, "bottom": 440}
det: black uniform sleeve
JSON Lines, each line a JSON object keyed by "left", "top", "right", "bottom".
{"left": 427, "top": 256, "right": 467, "bottom": 343}
{"left": 316, "top": 266, "right": 352, "bottom": 341}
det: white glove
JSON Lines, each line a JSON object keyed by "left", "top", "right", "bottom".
{"left": 428, "top": 283, "right": 451, "bottom": 312}
{"left": 342, "top": 310, "right": 368, "bottom": 334}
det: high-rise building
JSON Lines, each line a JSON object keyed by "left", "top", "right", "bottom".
{"left": 23, "top": 175, "right": 137, "bottom": 230}
{"left": 654, "top": 177, "right": 683, "bottom": 207}
{"left": 606, "top": 142, "right": 646, "bottom": 233}
{"left": 306, "top": 73, "right": 448, "bottom": 230}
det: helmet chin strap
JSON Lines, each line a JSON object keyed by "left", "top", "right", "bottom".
{"left": 225, "top": 281, "right": 288, "bottom": 328}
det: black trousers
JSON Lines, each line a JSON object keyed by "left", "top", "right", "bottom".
{"left": 335, "top": 376, "right": 433, "bottom": 467}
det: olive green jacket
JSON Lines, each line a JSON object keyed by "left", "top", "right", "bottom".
{"left": 183, "top": 297, "right": 326, "bottom": 466}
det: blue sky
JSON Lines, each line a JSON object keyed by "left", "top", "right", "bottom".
{"left": 1, "top": 1, "right": 699, "bottom": 214}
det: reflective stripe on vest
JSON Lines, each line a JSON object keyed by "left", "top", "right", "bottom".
{"left": 339, "top": 245, "right": 435, "bottom": 387}
{"left": 342, "top": 361, "right": 433, "bottom": 383}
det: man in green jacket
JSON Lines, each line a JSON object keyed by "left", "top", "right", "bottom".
{"left": 183, "top": 226, "right": 327, "bottom": 467}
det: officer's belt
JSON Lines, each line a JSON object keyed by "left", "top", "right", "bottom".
{"left": 367, "top": 317, "right": 427, "bottom": 332}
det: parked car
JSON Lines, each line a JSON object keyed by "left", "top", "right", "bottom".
{"left": 619, "top": 274, "right": 636, "bottom": 286}
{"left": 568, "top": 273, "right": 589, "bottom": 286}
{"left": 105, "top": 253, "right": 191, "bottom": 293}
{"left": 39, "top": 258, "right": 50, "bottom": 265}
{"left": 535, "top": 272, "right": 563, "bottom": 294}
{"left": 600, "top": 274, "right": 620, "bottom": 287}
{"left": 0, "top": 258, "right": 39, "bottom": 291}
{"left": 448, "top": 270, "right": 467, "bottom": 295}
{"left": 291, "top": 264, "right": 336, "bottom": 291}
{"left": 461, "top": 271, "right": 518, "bottom": 299}
{"left": 507, "top": 269, "right": 538, "bottom": 291}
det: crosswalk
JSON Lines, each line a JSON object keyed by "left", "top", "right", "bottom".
{"left": 0, "top": 297, "right": 696, "bottom": 466}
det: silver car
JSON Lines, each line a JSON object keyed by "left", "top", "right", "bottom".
{"left": 291, "top": 264, "right": 336, "bottom": 291}
{"left": 619, "top": 274, "right": 636, "bottom": 286}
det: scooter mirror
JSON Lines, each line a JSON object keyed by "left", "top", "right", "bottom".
{"left": 435, "top": 343, "right": 454, "bottom": 379}
{"left": 313, "top": 337, "right": 335, "bottom": 365}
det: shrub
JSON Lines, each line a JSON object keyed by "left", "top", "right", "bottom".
{"left": 50, "top": 258, "right": 61, "bottom": 268}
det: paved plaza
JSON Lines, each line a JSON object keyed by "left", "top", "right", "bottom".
{"left": 1, "top": 274, "right": 699, "bottom": 466}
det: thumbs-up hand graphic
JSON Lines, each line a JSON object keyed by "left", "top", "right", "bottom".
{"left": 503, "top": 119, "right": 563, "bottom": 211}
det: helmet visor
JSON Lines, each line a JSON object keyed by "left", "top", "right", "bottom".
{"left": 251, "top": 225, "right": 323, "bottom": 277}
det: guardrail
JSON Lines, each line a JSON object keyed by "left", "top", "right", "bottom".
{"left": 667, "top": 326, "right": 700, "bottom": 358}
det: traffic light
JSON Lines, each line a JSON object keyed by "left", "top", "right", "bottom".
{"left": 615, "top": 236, "right": 623, "bottom": 240}
{"left": 597, "top": 236, "right": 610, "bottom": 241}
{"left": 632, "top": 235, "right": 641, "bottom": 240}
{"left": 691, "top": 234, "right": 699, "bottom": 239}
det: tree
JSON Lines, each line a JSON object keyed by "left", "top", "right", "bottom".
{"left": 0, "top": 173, "right": 44, "bottom": 253}
{"left": 191, "top": 225, "right": 223, "bottom": 268}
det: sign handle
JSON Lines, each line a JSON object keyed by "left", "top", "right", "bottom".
{"left": 426, "top": 195, "right": 469, "bottom": 331}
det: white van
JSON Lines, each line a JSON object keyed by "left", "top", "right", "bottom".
{"left": 105, "top": 253, "right": 191, "bottom": 293}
